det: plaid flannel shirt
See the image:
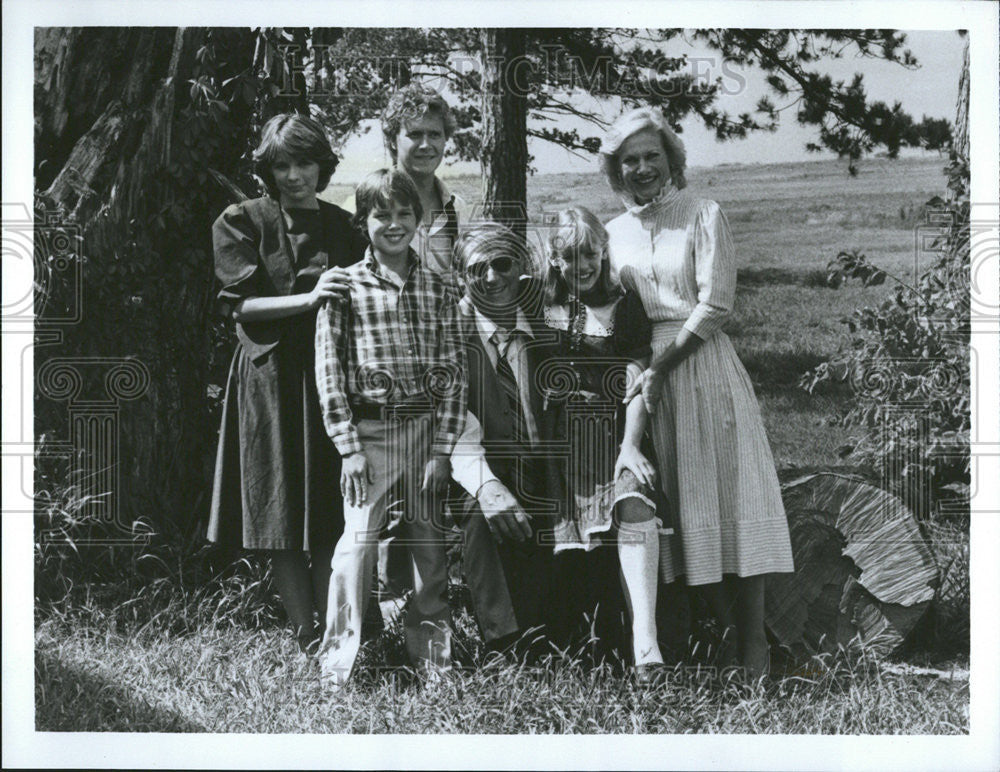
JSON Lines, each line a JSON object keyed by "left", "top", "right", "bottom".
{"left": 315, "top": 248, "right": 467, "bottom": 457}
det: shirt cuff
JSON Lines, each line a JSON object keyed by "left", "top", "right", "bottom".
{"left": 682, "top": 303, "right": 728, "bottom": 341}
{"left": 450, "top": 452, "right": 501, "bottom": 498}
{"left": 332, "top": 427, "right": 363, "bottom": 457}
{"left": 431, "top": 435, "right": 459, "bottom": 457}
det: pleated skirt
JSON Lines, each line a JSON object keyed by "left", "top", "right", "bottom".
{"left": 649, "top": 321, "right": 794, "bottom": 585}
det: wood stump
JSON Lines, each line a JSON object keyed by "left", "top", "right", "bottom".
{"left": 766, "top": 473, "right": 939, "bottom": 657}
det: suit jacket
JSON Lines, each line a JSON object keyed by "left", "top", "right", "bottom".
{"left": 212, "top": 197, "right": 363, "bottom": 363}
{"left": 459, "top": 277, "right": 561, "bottom": 513}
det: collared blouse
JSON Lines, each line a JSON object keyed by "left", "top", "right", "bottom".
{"left": 605, "top": 185, "right": 736, "bottom": 342}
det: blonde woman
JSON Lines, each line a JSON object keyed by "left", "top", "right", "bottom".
{"left": 600, "top": 107, "right": 794, "bottom": 675}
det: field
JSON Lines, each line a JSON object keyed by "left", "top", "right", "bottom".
{"left": 332, "top": 154, "right": 947, "bottom": 470}
{"left": 35, "top": 156, "right": 969, "bottom": 737}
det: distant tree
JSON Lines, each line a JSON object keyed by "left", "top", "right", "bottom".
{"left": 802, "top": 38, "right": 970, "bottom": 519}
{"left": 305, "top": 28, "right": 953, "bottom": 226}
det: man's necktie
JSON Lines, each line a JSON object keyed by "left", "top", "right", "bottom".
{"left": 494, "top": 335, "right": 529, "bottom": 445}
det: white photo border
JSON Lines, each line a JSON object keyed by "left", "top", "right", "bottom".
{"left": 4, "top": 1, "right": 998, "bottom": 769}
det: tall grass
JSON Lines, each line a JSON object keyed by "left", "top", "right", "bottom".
{"left": 34, "top": 459, "right": 970, "bottom": 734}
{"left": 34, "top": 451, "right": 283, "bottom": 640}
{"left": 36, "top": 602, "right": 969, "bottom": 734}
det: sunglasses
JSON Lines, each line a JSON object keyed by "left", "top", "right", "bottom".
{"left": 465, "top": 256, "right": 517, "bottom": 282}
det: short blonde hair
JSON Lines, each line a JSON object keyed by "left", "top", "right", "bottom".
{"left": 599, "top": 107, "right": 687, "bottom": 196}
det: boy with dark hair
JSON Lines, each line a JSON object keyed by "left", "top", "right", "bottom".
{"left": 315, "top": 168, "right": 466, "bottom": 686}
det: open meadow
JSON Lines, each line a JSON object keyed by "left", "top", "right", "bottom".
{"left": 331, "top": 154, "right": 948, "bottom": 470}
{"left": 35, "top": 155, "right": 969, "bottom": 734}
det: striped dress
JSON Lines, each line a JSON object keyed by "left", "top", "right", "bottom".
{"left": 605, "top": 185, "right": 794, "bottom": 585}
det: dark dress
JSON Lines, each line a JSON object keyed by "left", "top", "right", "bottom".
{"left": 541, "top": 290, "right": 660, "bottom": 664}
{"left": 207, "top": 199, "right": 357, "bottom": 552}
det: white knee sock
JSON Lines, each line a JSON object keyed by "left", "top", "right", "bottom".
{"left": 618, "top": 517, "right": 664, "bottom": 666}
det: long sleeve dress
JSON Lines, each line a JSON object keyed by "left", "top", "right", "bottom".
{"left": 605, "top": 185, "right": 794, "bottom": 586}
{"left": 207, "top": 198, "right": 357, "bottom": 552}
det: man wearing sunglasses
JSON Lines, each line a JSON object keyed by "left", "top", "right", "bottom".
{"left": 446, "top": 222, "right": 559, "bottom": 658}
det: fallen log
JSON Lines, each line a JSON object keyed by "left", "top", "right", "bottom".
{"left": 766, "top": 473, "right": 940, "bottom": 657}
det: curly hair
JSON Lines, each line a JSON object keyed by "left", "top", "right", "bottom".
{"left": 381, "top": 83, "right": 457, "bottom": 160}
{"left": 599, "top": 106, "right": 687, "bottom": 198}
{"left": 252, "top": 113, "right": 339, "bottom": 197}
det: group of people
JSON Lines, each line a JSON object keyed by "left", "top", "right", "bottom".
{"left": 207, "top": 84, "right": 795, "bottom": 688}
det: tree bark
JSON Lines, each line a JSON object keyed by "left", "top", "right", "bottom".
{"left": 479, "top": 28, "right": 528, "bottom": 238}
{"left": 952, "top": 37, "right": 969, "bottom": 162}
{"left": 35, "top": 27, "right": 256, "bottom": 531}
{"left": 765, "top": 474, "right": 938, "bottom": 657}
{"left": 34, "top": 28, "right": 174, "bottom": 191}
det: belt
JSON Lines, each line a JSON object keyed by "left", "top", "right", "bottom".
{"left": 349, "top": 400, "right": 434, "bottom": 422}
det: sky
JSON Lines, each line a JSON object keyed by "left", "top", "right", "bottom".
{"left": 332, "top": 29, "right": 967, "bottom": 182}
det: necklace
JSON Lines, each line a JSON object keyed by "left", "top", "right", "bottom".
{"left": 569, "top": 297, "right": 586, "bottom": 352}
{"left": 567, "top": 296, "right": 616, "bottom": 351}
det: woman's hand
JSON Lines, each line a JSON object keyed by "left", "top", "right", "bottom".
{"left": 308, "top": 267, "right": 352, "bottom": 309}
{"left": 641, "top": 365, "right": 667, "bottom": 414}
{"left": 421, "top": 455, "right": 451, "bottom": 496}
{"left": 623, "top": 368, "right": 644, "bottom": 405}
{"left": 341, "top": 451, "right": 373, "bottom": 507}
{"left": 614, "top": 443, "right": 657, "bottom": 488}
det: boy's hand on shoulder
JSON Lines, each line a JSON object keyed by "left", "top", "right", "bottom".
{"left": 341, "top": 450, "right": 373, "bottom": 506}
{"left": 421, "top": 455, "right": 451, "bottom": 495}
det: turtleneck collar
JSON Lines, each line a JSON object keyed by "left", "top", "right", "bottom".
{"left": 622, "top": 183, "right": 682, "bottom": 216}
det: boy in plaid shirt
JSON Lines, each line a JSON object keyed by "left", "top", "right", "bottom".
{"left": 315, "top": 169, "right": 466, "bottom": 685}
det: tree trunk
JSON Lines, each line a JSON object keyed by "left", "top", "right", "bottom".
{"left": 952, "top": 36, "right": 969, "bottom": 162}
{"left": 35, "top": 27, "right": 257, "bottom": 534}
{"left": 479, "top": 28, "right": 528, "bottom": 238}
{"left": 35, "top": 29, "right": 175, "bottom": 192}
{"left": 765, "top": 473, "right": 938, "bottom": 657}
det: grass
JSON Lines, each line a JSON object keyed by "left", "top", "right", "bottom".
{"left": 35, "top": 583, "right": 969, "bottom": 734}
{"left": 34, "top": 497, "right": 970, "bottom": 735}
{"left": 35, "top": 155, "right": 969, "bottom": 735}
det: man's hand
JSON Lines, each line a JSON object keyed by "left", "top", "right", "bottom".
{"left": 421, "top": 455, "right": 451, "bottom": 495}
{"left": 476, "top": 480, "right": 532, "bottom": 543}
{"left": 341, "top": 451, "right": 373, "bottom": 507}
